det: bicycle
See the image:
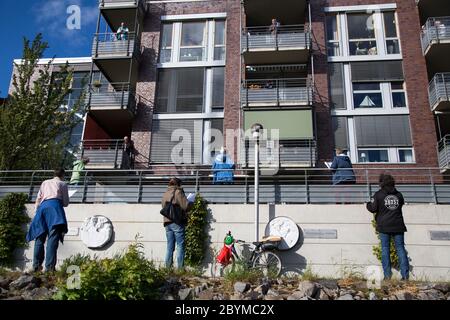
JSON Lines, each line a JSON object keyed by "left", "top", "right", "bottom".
{"left": 217, "top": 231, "right": 283, "bottom": 277}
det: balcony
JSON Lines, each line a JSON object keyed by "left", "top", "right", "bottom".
{"left": 92, "top": 32, "right": 140, "bottom": 83}
{"left": 428, "top": 73, "right": 450, "bottom": 112}
{"left": 241, "top": 78, "right": 312, "bottom": 108}
{"left": 85, "top": 83, "right": 136, "bottom": 133}
{"left": 87, "top": 82, "right": 136, "bottom": 112}
{"left": 242, "top": 140, "right": 317, "bottom": 168}
{"left": 416, "top": 0, "right": 450, "bottom": 25}
{"left": 243, "top": 0, "right": 307, "bottom": 27}
{"left": 81, "top": 140, "right": 124, "bottom": 169}
{"left": 99, "top": 0, "right": 144, "bottom": 32}
{"left": 420, "top": 17, "right": 450, "bottom": 72}
{"left": 438, "top": 135, "right": 450, "bottom": 172}
{"left": 242, "top": 25, "right": 310, "bottom": 64}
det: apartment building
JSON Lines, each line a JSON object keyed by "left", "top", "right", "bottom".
{"left": 9, "top": 0, "right": 448, "bottom": 173}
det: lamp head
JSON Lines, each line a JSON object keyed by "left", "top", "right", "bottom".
{"left": 251, "top": 123, "right": 263, "bottom": 138}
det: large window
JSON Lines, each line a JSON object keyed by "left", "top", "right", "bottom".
{"left": 347, "top": 13, "right": 377, "bottom": 56}
{"left": 180, "top": 22, "right": 207, "bottom": 62}
{"left": 326, "top": 10, "right": 401, "bottom": 57}
{"left": 159, "top": 19, "right": 226, "bottom": 63}
{"left": 353, "top": 82, "right": 383, "bottom": 108}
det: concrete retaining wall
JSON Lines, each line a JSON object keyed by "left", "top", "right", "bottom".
{"left": 17, "top": 204, "right": 450, "bottom": 281}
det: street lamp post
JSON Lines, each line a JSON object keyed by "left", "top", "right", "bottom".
{"left": 251, "top": 123, "right": 263, "bottom": 242}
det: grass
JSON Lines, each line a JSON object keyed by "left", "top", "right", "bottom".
{"left": 299, "top": 266, "right": 321, "bottom": 282}
{"left": 222, "top": 259, "right": 263, "bottom": 290}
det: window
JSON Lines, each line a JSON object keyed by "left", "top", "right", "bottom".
{"left": 383, "top": 11, "right": 400, "bottom": 54}
{"left": 159, "top": 23, "right": 173, "bottom": 63}
{"left": 180, "top": 22, "right": 207, "bottom": 62}
{"left": 328, "top": 63, "right": 346, "bottom": 109}
{"left": 353, "top": 82, "right": 383, "bottom": 108}
{"left": 358, "top": 149, "right": 389, "bottom": 162}
{"left": 150, "top": 118, "right": 223, "bottom": 164}
{"left": 398, "top": 149, "right": 413, "bottom": 163}
{"left": 156, "top": 67, "right": 225, "bottom": 114}
{"left": 214, "top": 20, "right": 226, "bottom": 60}
{"left": 159, "top": 19, "right": 226, "bottom": 63}
{"left": 212, "top": 67, "right": 225, "bottom": 110}
{"left": 326, "top": 10, "right": 402, "bottom": 58}
{"left": 326, "top": 14, "right": 340, "bottom": 56}
{"left": 156, "top": 68, "right": 205, "bottom": 113}
{"left": 391, "top": 82, "right": 407, "bottom": 108}
{"left": 347, "top": 13, "right": 377, "bottom": 56}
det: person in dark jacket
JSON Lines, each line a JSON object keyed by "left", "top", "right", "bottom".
{"left": 366, "top": 174, "right": 409, "bottom": 280}
{"left": 330, "top": 148, "right": 356, "bottom": 185}
{"left": 161, "top": 178, "right": 190, "bottom": 269}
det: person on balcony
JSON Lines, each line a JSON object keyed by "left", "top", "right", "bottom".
{"left": 116, "top": 22, "right": 129, "bottom": 41}
{"left": 212, "top": 147, "right": 235, "bottom": 184}
{"left": 330, "top": 148, "right": 356, "bottom": 185}
{"left": 69, "top": 157, "right": 90, "bottom": 185}
{"left": 26, "top": 168, "right": 69, "bottom": 272}
{"left": 270, "top": 18, "right": 280, "bottom": 35}
{"left": 121, "top": 136, "right": 136, "bottom": 169}
{"left": 366, "top": 174, "right": 409, "bottom": 281}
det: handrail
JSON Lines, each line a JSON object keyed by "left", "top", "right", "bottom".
{"left": 1, "top": 167, "right": 449, "bottom": 204}
{"left": 244, "top": 24, "right": 308, "bottom": 34}
{"left": 420, "top": 16, "right": 450, "bottom": 54}
{"left": 428, "top": 73, "right": 450, "bottom": 110}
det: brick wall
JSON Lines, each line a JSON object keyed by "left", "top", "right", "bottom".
{"left": 311, "top": 0, "right": 438, "bottom": 168}
{"left": 132, "top": 0, "right": 241, "bottom": 167}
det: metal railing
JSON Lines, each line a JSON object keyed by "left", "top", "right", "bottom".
{"left": 428, "top": 73, "right": 450, "bottom": 110}
{"left": 438, "top": 135, "right": 450, "bottom": 170}
{"left": 80, "top": 140, "right": 125, "bottom": 169}
{"left": 241, "top": 78, "right": 312, "bottom": 107}
{"left": 1, "top": 168, "right": 449, "bottom": 205}
{"left": 242, "top": 25, "right": 310, "bottom": 52}
{"left": 99, "top": 0, "right": 142, "bottom": 7}
{"left": 86, "top": 82, "right": 137, "bottom": 114}
{"left": 92, "top": 32, "right": 140, "bottom": 58}
{"left": 420, "top": 16, "right": 450, "bottom": 54}
{"left": 242, "top": 140, "right": 317, "bottom": 168}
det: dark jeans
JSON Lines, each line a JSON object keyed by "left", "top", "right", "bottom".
{"left": 165, "top": 223, "right": 185, "bottom": 269}
{"left": 33, "top": 227, "right": 63, "bottom": 272}
{"left": 379, "top": 232, "right": 409, "bottom": 280}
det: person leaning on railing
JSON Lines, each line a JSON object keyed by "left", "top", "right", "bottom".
{"left": 69, "top": 157, "right": 90, "bottom": 185}
{"left": 116, "top": 22, "right": 129, "bottom": 41}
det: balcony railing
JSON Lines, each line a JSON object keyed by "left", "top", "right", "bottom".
{"left": 86, "top": 82, "right": 137, "bottom": 114}
{"left": 242, "top": 25, "right": 310, "bottom": 52}
{"left": 241, "top": 78, "right": 312, "bottom": 107}
{"left": 242, "top": 140, "right": 317, "bottom": 168}
{"left": 428, "top": 73, "right": 450, "bottom": 111}
{"left": 92, "top": 32, "right": 140, "bottom": 58}
{"left": 99, "top": 0, "right": 141, "bottom": 7}
{"left": 420, "top": 17, "right": 450, "bottom": 54}
{"left": 438, "top": 135, "right": 450, "bottom": 171}
{"left": 81, "top": 140, "right": 125, "bottom": 169}
{"left": 2, "top": 167, "right": 449, "bottom": 204}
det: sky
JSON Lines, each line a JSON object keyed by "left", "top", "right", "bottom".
{"left": 0, "top": 0, "right": 99, "bottom": 97}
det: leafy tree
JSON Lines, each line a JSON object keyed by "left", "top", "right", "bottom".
{"left": 0, "top": 34, "right": 86, "bottom": 170}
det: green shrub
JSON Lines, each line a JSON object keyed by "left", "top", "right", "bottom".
{"left": 54, "top": 243, "right": 165, "bottom": 300}
{"left": 371, "top": 219, "right": 399, "bottom": 269}
{"left": 223, "top": 259, "right": 262, "bottom": 286}
{"left": 185, "top": 193, "right": 209, "bottom": 267}
{"left": 0, "top": 193, "right": 30, "bottom": 266}
{"left": 56, "top": 253, "right": 92, "bottom": 279}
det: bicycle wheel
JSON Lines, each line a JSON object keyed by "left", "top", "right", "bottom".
{"left": 252, "top": 251, "right": 282, "bottom": 277}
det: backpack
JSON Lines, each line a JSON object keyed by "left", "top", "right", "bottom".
{"left": 160, "top": 190, "right": 186, "bottom": 225}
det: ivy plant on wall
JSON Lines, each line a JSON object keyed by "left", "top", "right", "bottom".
{"left": 371, "top": 219, "right": 399, "bottom": 269}
{"left": 185, "top": 193, "right": 209, "bottom": 267}
{"left": 0, "top": 193, "right": 30, "bottom": 266}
